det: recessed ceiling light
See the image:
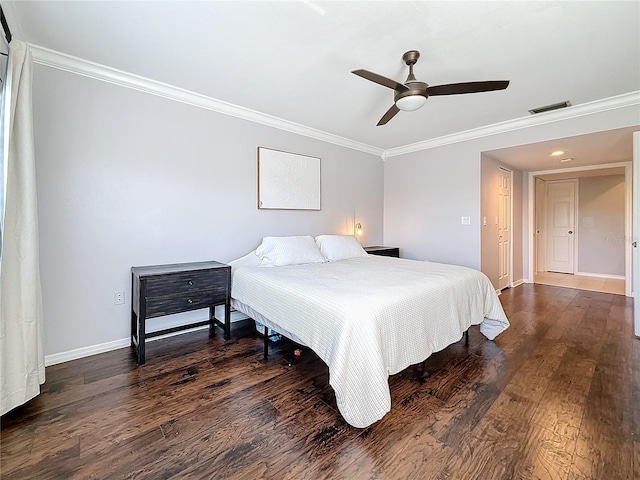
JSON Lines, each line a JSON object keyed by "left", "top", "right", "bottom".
{"left": 560, "top": 157, "right": 574, "bottom": 163}
{"left": 550, "top": 150, "right": 566, "bottom": 156}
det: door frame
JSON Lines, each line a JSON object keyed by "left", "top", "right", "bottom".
{"left": 633, "top": 131, "right": 639, "bottom": 336}
{"left": 527, "top": 161, "right": 632, "bottom": 296}
{"left": 534, "top": 177, "right": 546, "bottom": 275}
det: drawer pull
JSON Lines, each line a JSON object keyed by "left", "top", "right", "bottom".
{"left": 187, "top": 298, "right": 193, "bottom": 304}
{"left": 187, "top": 280, "right": 193, "bottom": 286}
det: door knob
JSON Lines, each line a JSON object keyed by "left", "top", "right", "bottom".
{"left": 568, "top": 231, "right": 573, "bottom": 234}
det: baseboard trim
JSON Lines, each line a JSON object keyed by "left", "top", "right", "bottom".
{"left": 44, "top": 326, "right": 211, "bottom": 366}
{"left": 45, "top": 337, "right": 130, "bottom": 367}
{"left": 45, "top": 314, "right": 251, "bottom": 367}
{"left": 496, "top": 280, "right": 525, "bottom": 295}
{"left": 574, "top": 271, "right": 624, "bottom": 280}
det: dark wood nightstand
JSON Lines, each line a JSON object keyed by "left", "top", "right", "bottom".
{"left": 364, "top": 246, "right": 400, "bottom": 258}
{"left": 131, "top": 260, "right": 231, "bottom": 365}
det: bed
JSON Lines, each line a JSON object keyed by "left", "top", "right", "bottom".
{"left": 228, "top": 235, "right": 509, "bottom": 428}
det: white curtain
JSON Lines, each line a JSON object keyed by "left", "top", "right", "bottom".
{"left": 0, "top": 40, "right": 45, "bottom": 416}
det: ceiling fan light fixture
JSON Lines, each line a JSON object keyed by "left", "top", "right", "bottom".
{"left": 395, "top": 95, "right": 427, "bottom": 112}
{"left": 352, "top": 49, "right": 509, "bottom": 125}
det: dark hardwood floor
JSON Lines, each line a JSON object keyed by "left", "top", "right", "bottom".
{"left": 1, "top": 284, "right": 638, "bottom": 479}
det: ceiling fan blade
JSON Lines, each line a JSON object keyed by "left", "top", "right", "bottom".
{"left": 427, "top": 80, "right": 510, "bottom": 96}
{"left": 352, "top": 69, "right": 409, "bottom": 92}
{"left": 377, "top": 104, "right": 400, "bottom": 126}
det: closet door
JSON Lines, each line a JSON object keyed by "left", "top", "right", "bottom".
{"left": 498, "top": 168, "right": 511, "bottom": 290}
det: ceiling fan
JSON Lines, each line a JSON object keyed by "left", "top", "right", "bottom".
{"left": 352, "top": 50, "right": 510, "bottom": 126}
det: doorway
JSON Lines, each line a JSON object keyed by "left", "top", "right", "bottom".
{"left": 530, "top": 163, "right": 631, "bottom": 296}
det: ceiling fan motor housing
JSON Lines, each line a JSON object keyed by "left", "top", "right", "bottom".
{"left": 395, "top": 82, "right": 429, "bottom": 111}
{"left": 394, "top": 51, "right": 428, "bottom": 111}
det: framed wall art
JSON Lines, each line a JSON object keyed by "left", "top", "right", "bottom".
{"left": 257, "top": 147, "right": 321, "bottom": 210}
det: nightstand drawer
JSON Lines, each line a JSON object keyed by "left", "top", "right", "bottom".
{"left": 146, "top": 288, "right": 225, "bottom": 318}
{"left": 145, "top": 270, "right": 227, "bottom": 297}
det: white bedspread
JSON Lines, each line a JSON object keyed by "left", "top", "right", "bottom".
{"left": 230, "top": 255, "right": 509, "bottom": 428}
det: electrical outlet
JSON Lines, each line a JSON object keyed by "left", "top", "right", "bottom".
{"left": 461, "top": 216, "right": 471, "bottom": 225}
{"left": 114, "top": 291, "right": 125, "bottom": 305}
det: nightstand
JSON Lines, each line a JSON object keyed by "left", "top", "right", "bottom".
{"left": 131, "top": 260, "right": 231, "bottom": 365}
{"left": 364, "top": 246, "right": 400, "bottom": 258}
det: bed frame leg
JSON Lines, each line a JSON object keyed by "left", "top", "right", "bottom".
{"left": 465, "top": 329, "right": 469, "bottom": 345}
{"left": 263, "top": 325, "right": 269, "bottom": 360}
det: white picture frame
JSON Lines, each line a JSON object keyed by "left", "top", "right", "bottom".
{"left": 257, "top": 147, "right": 321, "bottom": 210}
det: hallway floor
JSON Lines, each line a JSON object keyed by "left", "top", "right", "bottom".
{"left": 534, "top": 271, "right": 625, "bottom": 295}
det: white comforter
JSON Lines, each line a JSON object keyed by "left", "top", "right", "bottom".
{"left": 230, "top": 255, "right": 509, "bottom": 428}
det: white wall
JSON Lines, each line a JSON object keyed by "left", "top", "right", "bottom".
{"left": 384, "top": 149, "right": 481, "bottom": 265}
{"left": 384, "top": 105, "right": 640, "bottom": 278}
{"left": 33, "top": 65, "right": 383, "bottom": 358}
{"left": 577, "top": 175, "right": 625, "bottom": 276}
{"left": 29, "top": 60, "right": 640, "bottom": 360}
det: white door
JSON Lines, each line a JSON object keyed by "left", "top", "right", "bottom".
{"left": 498, "top": 168, "right": 511, "bottom": 290}
{"left": 546, "top": 180, "right": 576, "bottom": 273}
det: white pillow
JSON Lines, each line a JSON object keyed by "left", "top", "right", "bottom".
{"left": 315, "top": 235, "right": 368, "bottom": 261}
{"left": 228, "top": 251, "right": 261, "bottom": 271}
{"left": 255, "top": 236, "right": 326, "bottom": 266}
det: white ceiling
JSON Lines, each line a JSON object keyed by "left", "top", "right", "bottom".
{"left": 3, "top": 1, "right": 640, "bottom": 153}
{"left": 485, "top": 126, "right": 638, "bottom": 172}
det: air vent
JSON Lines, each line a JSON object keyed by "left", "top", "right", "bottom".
{"left": 528, "top": 101, "right": 571, "bottom": 115}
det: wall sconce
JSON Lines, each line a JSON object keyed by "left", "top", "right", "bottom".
{"left": 355, "top": 223, "right": 363, "bottom": 237}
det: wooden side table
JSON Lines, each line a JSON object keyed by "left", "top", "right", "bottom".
{"left": 364, "top": 246, "right": 400, "bottom": 258}
{"left": 131, "top": 260, "right": 231, "bottom": 365}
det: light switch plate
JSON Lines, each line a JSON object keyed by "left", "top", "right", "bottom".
{"left": 461, "top": 216, "right": 471, "bottom": 225}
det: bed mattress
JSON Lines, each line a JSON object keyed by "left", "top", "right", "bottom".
{"left": 230, "top": 255, "right": 509, "bottom": 428}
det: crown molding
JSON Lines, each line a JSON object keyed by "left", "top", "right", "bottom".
{"left": 384, "top": 90, "right": 640, "bottom": 159}
{"left": 26, "top": 44, "right": 639, "bottom": 161}
{"left": 29, "top": 44, "right": 384, "bottom": 158}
